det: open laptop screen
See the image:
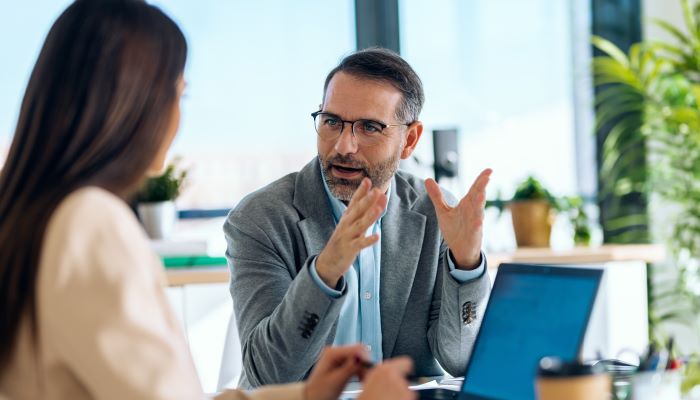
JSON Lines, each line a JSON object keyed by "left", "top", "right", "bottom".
{"left": 461, "top": 264, "right": 602, "bottom": 400}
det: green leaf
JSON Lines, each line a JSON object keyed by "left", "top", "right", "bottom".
{"left": 680, "top": 0, "right": 700, "bottom": 44}
{"left": 136, "top": 162, "right": 188, "bottom": 202}
{"left": 649, "top": 41, "right": 687, "bottom": 57}
{"left": 651, "top": 18, "right": 692, "bottom": 47}
{"left": 592, "top": 36, "right": 630, "bottom": 67}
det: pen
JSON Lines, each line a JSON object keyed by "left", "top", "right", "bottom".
{"left": 356, "top": 357, "right": 419, "bottom": 381}
{"left": 357, "top": 357, "right": 374, "bottom": 370}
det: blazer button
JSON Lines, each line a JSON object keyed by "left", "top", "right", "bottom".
{"left": 462, "top": 302, "right": 476, "bottom": 325}
{"left": 299, "top": 311, "right": 320, "bottom": 338}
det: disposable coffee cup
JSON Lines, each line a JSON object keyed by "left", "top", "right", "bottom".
{"left": 536, "top": 357, "right": 610, "bottom": 400}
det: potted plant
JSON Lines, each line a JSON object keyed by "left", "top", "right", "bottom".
{"left": 487, "top": 177, "right": 592, "bottom": 248}
{"left": 560, "top": 196, "right": 592, "bottom": 246}
{"left": 508, "top": 176, "right": 558, "bottom": 247}
{"left": 136, "top": 161, "right": 187, "bottom": 239}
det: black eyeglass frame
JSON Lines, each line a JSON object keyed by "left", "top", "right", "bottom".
{"left": 311, "top": 110, "right": 411, "bottom": 138}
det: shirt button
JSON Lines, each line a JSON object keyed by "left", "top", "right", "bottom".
{"left": 367, "top": 345, "right": 372, "bottom": 352}
{"left": 363, "top": 291, "right": 372, "bottom": 300}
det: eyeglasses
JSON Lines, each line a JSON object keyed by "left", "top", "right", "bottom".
{"left": 311, "top": 111, "right": 410, "bottom": 146}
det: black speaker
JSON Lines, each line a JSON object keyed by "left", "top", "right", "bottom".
{"left": 433, "top": 128, "right": 459, "bottom": 182}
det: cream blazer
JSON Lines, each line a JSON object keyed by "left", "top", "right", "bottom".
{"left": 0, "top": 187, "right": 303, "bottom": 400}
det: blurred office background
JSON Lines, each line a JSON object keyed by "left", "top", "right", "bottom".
{"left": 0, "top": 0, "right": 689, "bottom": 392}
{"left": 2, "top": 0, "right": 679, "bottom": 249}
{"left": 0, "top": 0, "right": 607, "bottom": 211}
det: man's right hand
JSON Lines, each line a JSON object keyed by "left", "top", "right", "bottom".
{"left": 315, "top": 178, "right": 388, "bottom": 288}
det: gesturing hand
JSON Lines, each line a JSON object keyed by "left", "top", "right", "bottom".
{"left": 425, "top": 169, "right": 492, "bottom": 269}
{"left": 316, "top": 178, "right": 388, "bottom": 287}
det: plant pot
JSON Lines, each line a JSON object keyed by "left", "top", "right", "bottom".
{"left": 509, "top": 199, "right": 554, "bottom": 247}
{"left": 137, "top": 201, "right": 177, "bottom": 239}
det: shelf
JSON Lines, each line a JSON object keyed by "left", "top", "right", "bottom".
{"left": 164, "top": 244, "right": 666, "bottom": 287}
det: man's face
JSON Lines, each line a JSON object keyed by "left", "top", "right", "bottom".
{"left": 318, "top": 72, "right": 410, "bottom": 202}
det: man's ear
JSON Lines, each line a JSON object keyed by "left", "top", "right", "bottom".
{"left": 400, "top": 121, "right": 423, "bottom": 159}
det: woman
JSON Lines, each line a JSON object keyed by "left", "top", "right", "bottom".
{"left": 0, "top": 1, "right": 415, "bottom": 399}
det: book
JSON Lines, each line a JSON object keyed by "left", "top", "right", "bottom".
{"left": 150, "top": 238, "right": 211, "bottom": 257}
{"left": 162, "top": 256, "right": 227, "bottom": 268}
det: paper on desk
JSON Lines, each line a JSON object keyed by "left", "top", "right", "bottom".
{"left": 340, "top": 380, "right": 440, "bottom": 399}
{"left": 410, "top": 380, "right": 440, "bottom": 390}
{"left": 438, "top": 376, "right": 464, "bottom": 390}
{"left": 339, "top": 381, "right": 364, "bottom": 400}
{"left": 439, "top": 377, "right": 464, "bottom": 385}
{"left": 338, "top": 389, "right": 361, "bottom": 400}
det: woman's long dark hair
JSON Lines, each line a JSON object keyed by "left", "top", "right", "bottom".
{"left": 0, "top": 0, "right": 187, "bottom": 372}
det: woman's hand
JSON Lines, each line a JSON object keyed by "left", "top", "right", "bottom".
{"left": 304, "top": 344, "right": 368, "bottom": 400}
{"left": 359, "top": 357, "right": 416, "bottom": 400}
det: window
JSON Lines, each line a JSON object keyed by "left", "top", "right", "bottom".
{"left": 400, "top": 0, "right": 578, "bottom": 195}
{"left": 400, "top": 0, "right": 584, "bottom": 249}
{"left": 0, "top": 1, "right": 356, "bottom": 208}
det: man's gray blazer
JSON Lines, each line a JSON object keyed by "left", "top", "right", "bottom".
{"left": 224, "top": 158, "right": 490, "bottom": 389}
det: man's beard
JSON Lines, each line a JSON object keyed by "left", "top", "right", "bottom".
{"left": 319, "top": 151, "right": 401, "bottom": 202}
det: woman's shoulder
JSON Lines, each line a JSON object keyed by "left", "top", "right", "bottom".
{"left": 41, "top": 186, "right": 155, "bottom": 279}
{"left": 47, "top": 186, "right": 144, "bottom": 240}
{"left": 53, "top": 186, "right": 134, "bottom": 222}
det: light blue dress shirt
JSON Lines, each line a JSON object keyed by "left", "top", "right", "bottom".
{"left": 309, "top": 170, "right": 485, "bottom": 362}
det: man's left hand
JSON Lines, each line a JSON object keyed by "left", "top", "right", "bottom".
{"left": 425, "top": 168, "right": 492, "bottom": 270}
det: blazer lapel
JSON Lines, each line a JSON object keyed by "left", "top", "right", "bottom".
{"left": 293, "top": 158, "right": 336, "bottom": 269}
{"left": 380, "top": 176, "right": 426, "bottom": 357}
{"left": 293, "top": 158, "right": 339, "bottom": 343}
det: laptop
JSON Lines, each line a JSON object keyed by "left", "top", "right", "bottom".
{"left": 419, "top": 263, "right": 603, "bottom": 400}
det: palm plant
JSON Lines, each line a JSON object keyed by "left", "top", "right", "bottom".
{"left": 593, "top": 0, "right": 700, "bottom": 347}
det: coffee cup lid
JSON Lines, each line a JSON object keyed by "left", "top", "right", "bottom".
{"left": 538, "top": 357, "right": 605, "bottom": 377}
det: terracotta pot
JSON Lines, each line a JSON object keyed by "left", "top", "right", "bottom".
{"left": 509, "top": 200, "right": 554, "bottom": 247}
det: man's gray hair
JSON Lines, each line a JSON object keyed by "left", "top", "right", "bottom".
{"left": 322, "top": 47, "right": 425, "bottom": 124}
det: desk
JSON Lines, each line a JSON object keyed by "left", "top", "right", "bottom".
{"left": 166, "top": 266, "right": 229, "bottom": 286}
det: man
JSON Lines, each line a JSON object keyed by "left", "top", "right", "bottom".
{"left": 224, "top": 48, "right": 492, "bottom": 389}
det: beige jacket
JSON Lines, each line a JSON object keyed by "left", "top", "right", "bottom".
{"left": 0, "top": 187, "right": 303, "bottom": 400}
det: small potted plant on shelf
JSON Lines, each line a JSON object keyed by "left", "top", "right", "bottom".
{"left": 486, "top": 176, "right": 592, "bottom": 248}
{"left": 136, "top": 160, "right": 187, "bottom": 239}
{"left": 560, "top": 195, "right": 592, "bottom": 246}
{"left": 508, "top": 176, "right": 558, "bottom": 247}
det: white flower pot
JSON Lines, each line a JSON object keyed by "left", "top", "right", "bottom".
{"left": 137, "top": 201, "right": 177, "bottom": 239}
